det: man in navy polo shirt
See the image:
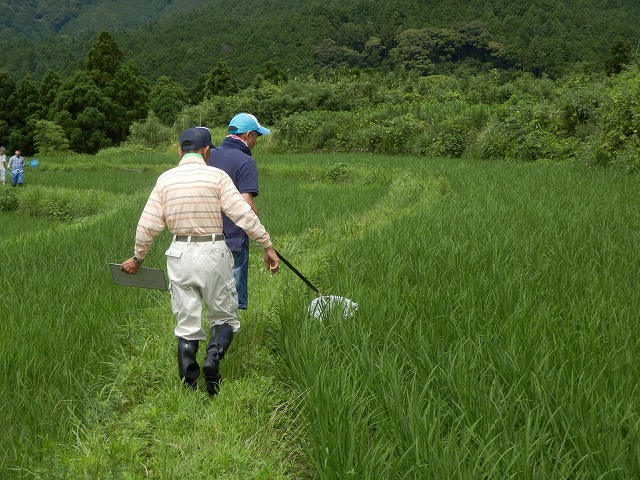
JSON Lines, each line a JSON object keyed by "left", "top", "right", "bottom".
{"left": 208, "top": 113, "right": 271, "bottom": 311}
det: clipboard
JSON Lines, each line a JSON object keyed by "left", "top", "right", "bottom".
{"left": 109, "top": 263, "right": 168, "bottom": 291}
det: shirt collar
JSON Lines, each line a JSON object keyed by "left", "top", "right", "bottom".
{"left": 227, "top": 134, "right": 249, "bottom": 147}
{"left": 179, "top": 152, "right": 205, "bottom": 165}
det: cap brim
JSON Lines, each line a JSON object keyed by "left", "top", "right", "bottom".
{"left": 256, "top": 126, "right": 270, "bottom": 135}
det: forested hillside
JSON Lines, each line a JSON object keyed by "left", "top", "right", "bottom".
{"left": 0, "top": 0, "right": 210, "bottom": 39}
{"left": 1, "top": 0, "right": 639, "bottom": 85}
{"left": 0, "top": 0, "right": 639, "bottom": 174}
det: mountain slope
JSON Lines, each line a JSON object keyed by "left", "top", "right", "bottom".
{"left": 0, "top": 0, "right": 210, "bottom": 39}
{"left": 0, "top": 0, "right": 638, "bottom": 86}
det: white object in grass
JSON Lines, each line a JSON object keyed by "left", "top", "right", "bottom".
{"left": 309, "top": 295, "right": 358, "bottom": 320}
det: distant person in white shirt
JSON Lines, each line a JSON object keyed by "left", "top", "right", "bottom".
{"left": 0, "top": 146, "right": 6, "bottom": 184}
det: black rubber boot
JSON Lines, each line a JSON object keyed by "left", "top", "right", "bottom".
{"left": 202, "top": 323, "right": 235, "bottom": 396}
{"left": 177, "top": 338, "right": 200, "bottom": 389}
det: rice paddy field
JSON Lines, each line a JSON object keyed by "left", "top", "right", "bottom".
{"left": 1, "top": 151, "right": 639, "bottom": 479}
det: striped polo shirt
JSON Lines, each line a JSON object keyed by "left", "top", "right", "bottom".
{"left": 134, "top": 153, "right": 271, "bottom": 258}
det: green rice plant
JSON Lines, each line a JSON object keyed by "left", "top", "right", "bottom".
{"left": 32, "top": 152, "right": 177, "bottom": 173}
{"left": 28, "top": 170, "right": 160, "bottom": 194}
{"left": 0, "top": 211, "right": 61, "bottom": 238}
{"left": 0, "top": 186, "right": 19, "bottom": 212}
{"left": 276, "top": 156, "right": 640, "bottom": 478}
{"left": 3, "top": 152, "right": 639, "bottom": 478}
{"left": 0, "top": 204, "right": 152, "bottom": 474}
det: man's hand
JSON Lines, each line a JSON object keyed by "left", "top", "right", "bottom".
{"left": 121, "top": 257, "right": 142, "bottom": 274}
{"left": 263, "top": 246, "right": 279, "bottom": 274}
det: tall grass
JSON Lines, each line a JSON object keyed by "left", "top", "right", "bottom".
{"left": 276, "top": 158, "right": 640, "bottom": 478}
{"left": 0, "top": 195, "right": 159, "bottom": 472}
{"left": 1, "top": 153, "right": 638, "bottom": 478}
{"left": 0, "top": 152, "right": 389, "bottom": 477}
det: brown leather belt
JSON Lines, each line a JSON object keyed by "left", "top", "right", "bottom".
{"left": 173, "top": 234, "right": 225, "bottom": 242}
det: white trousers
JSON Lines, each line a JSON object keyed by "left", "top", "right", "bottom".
{"left": 0, "top": 167, "right": 5, "bottom": 182}
{"left": 165, "top": 239, "right": 239, "bottom": 341}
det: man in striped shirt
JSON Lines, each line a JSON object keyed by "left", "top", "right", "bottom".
{"left": 121, "top": 126, "right": 279, "bottom": 395}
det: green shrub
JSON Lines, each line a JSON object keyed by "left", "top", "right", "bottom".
{"left": 556, "top": 78, "right": 604, "bottom": 134}
{"left": 353, "top": 123, "right": 387, "bottom": 154}
{"left": 611, "top": 134, "right": 640, "bottom": 173}
{"left": 17, "top": 186, "right": 116, "bottom": 221}
{"left": 128, "top": 113, "right": 174, "bottom": 148}
{"left": 576, "top": 134, "right": 612, "bottom": 167}
{"left": 275, "top": 112, "right": 323, "bottom": 149}
{"left": 597, "top": 68, "right": 640, "bottom": 159}
{"left": 314, "top": 120, "right": 339, "bottom": 150}
{"left": 513, "top": 131, "right": 544, "bottom": 161}
{"left": 469, "top": 119, "right": 511, "bottom": 160}
{"left": 176, "top": 97, "right": 236, "bottom": 131}
{"left": 324, "top": 163, "right": 352, "bottom": 182}
{"left": 434, "top": 130, "right": 467, "bottom": 157}
{"left": 414, "top": 74, "right": 462, "bottom": 102}
{"left": 96, "top": 144, "right": 154, "bottom": 157}
{"left": 154, "top": 69, "right": 640, "bottom": 170}
{"left": 378, "top": 113, "right": 427, "bottom": 155}
{"left": 33, "top": 120, "right": 71, "bottom": 156}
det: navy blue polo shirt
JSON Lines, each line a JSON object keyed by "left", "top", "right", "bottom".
{"left": 208, "top": 136, "right": 259, "bottom": 252}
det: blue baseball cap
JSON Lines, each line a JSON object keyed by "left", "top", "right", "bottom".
{"left": 179, "top": 126, "right": 215, "bottom": 151}
{"left": 228, "top": 113, "right": 270, "bottom": 136}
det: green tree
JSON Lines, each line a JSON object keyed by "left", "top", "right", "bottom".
{"left": 103, "top": 63, "right": 150, "bottom": 143}
{"left": 15, "top": 77, "right": 44, "bottom": 121}
{"left": 148, "top": 76, "right": 188, "bottom": 125}
{"left": 33, "top": 119, "right": 70, "bottom": 155}
{"left": 605, "top": 37, "right": 633, "bottom": 75}
{"left": 85, "top": 30, "right": 124, "bottom": 88}
{"left": 457, "top": 22, "right": 492, "bottom": 63}
{"left": 188, "top": 73, "right": 209, "bottom": 105}
{"left": 362, "top": 36, "right": 387, "bottom": 68}
{"left": 39, "top": 69, "right": 62, "bottom": 112}
{"left": 203, "top": 61, "right": 239, "bottom": 98}
{"left": 0, "top": 71, "right": 17, "bottom": 144}
{"left": 253, "top": 61, "right": 288, "bottom": 89}
{"left": 389, "top": 29, "right": 436, "bottom": 75}
{"left": 9, "top": 76, "right": 45, "bottom": 155}
{"left": 50, "top": 70, "right": 116, "bottom": 153}
{"left": 74, "top": 106, "right": 112, "bottom": 153}
{"left": 314, "top": 39, "right": 361, "bottom": 69}
{"left": 261, "top": 61, "right": 288, "bottom": 85}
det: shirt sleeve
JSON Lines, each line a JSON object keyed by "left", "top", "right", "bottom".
{"left": 236, "top": 161, "right": 259, "bottom": 197}
{"left": 218, "top": 174, "right": 271, "bottom": 248}
{"left": 134, "top": 182, "right": 166, "bottom": 258}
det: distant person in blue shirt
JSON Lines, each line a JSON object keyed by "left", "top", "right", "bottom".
{"left": 207, "top": 113, "right": 271, "bottom": 310}
{"left": 8, "top": 149, "right": 25, "bottom": 187}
